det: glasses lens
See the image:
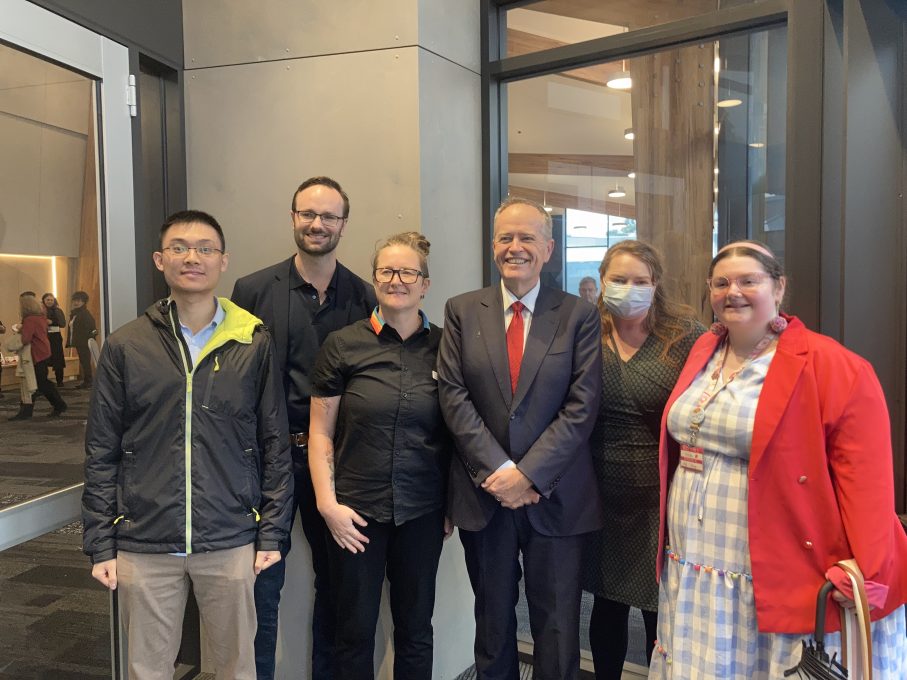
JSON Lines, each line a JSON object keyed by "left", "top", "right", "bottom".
{"left": 710, "top": 277, "right": 730, "bottom": 290}
{"left": 169, "top": 245, "right": 188, "bottom": 255}
{"left": 375, "top": 269, "right": 392, "bottom": 282}
{"left": 399, "top": 270, "right": 419, "bottom": 284}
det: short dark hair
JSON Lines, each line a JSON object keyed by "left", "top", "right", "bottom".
{"left": 291, "top": 176, "right": 350, "bottom": 218}
{"left": 160, "top": 210, "right": 226, "bottom": 251}
{"left": 72, "top": 291, "right": 89, "bottom": 304}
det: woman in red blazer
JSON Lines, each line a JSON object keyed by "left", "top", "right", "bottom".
{"left": 650, "top": 241, "right": 907, "bottom": 679}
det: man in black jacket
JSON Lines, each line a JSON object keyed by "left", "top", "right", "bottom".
{"left": 68, "top": 290, "right": 97, "bottom": 388}
{"left": 83, "top": 210, "right": 293, "bottom": 680}
{"left": 231, "top": 176, "right": 375, "bottom": 680}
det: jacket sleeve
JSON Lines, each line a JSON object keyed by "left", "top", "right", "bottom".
{"left": 254, "top": 330, "right": 293, "bottom": 551}
{"left": 82, "top": 339, "right": 127, "bottom": 563}
{"left": 828, "top": 360, "right": 900, "bottom": 584}
{"left": 516, "top": 302, "right": 603, "bottom": 497}
{"left": 437, "top": 298, "right": 512, "bottom": 486}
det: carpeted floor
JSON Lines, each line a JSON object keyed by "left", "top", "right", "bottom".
{"left": 0, "top": 380, "right": 92, "bottom": 504}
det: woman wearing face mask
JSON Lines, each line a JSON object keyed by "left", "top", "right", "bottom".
{"left": 582, "top": 240, "right": 704, "bottom": 679}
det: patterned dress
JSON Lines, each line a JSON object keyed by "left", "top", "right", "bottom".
{"left": 650, "top": 347, "right": 907, "bottom": 679}
{"left": 582, "top": 326, "right": 702, "bottom": 611}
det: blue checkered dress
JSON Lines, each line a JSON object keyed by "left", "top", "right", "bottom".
{"left": 650, "top": 348, "right": 907, "bottom": 679}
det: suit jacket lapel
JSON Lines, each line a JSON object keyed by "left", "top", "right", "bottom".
{"left": 271, "top": 258, "right": 291, "bottom": 369}
{"left": 478, "top": 286, "right": 512, "bottom": 407}
{"left": 749, "top": 320, "right": 808, "bottom": 472}
{"left": 512, "top": 286, "right": 560, "bottom": 408}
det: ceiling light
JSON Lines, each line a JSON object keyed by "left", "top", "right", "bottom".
{"left": 544, "top": 205, "right": 553, "bottom": 212}
{"left": 714, "top": 167, "right": 719, "bottom": 175}
{"left": 748, "top": 142, "right": 765, "bottom": 148}
{"left": 607, "top": 186, "right": 626, "bottom": 199}
{"left": 627, "top": 171, "right": 636, "bottom": 179}
{"left": 624, "top": 128, "right": 635, "bottom": 141}
{"left": 717, "top": 98, "right": 742, "bottom": 108}
{"left": 573, "top": 225, "right": 587, "bottom": 230}
{"left": 606, "top": 71, "right": 632, "bottom": 89}
{"left": 612, "top": 221, "right": 628, "bottom": 228}
{"left": 542, "top": 191, "right": 553, "bottom": 212}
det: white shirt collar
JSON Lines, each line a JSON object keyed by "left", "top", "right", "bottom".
{"left": 500, "top": 279, "right": 541, "bottom": 315}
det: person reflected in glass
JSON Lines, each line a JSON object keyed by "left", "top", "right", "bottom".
{"left": 8, "top": 293, "right": 67, "bottom": 419}
{"left": 650, "top": 240, "right": 907, "bottom": 678}
{"left": 68, "top": 290, "right": 98, "bottom": 389}
{"left": 579, "top": 275, "right": 599, "bottom": 304}
{"left": 308, "top": 232, "right": 451, "bottom": 680}
{"left": 42, "top": 293, "right": 67, "bottom": 386}
{"left": 582, "top": 240, "right": 703, "bottom": 679}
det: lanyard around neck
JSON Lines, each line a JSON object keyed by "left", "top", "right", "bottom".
{"left": 686, "top": 333, "right": 776, "bottom": 446}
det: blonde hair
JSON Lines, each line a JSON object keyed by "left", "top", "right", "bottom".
{"left": 20, "top": 295, "right": 45, "bottom": 319}
{"left": 372, "top": 231, "right": 431, "bottom": 277}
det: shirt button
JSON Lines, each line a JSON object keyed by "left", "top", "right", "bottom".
{"left": 798, "top": 475, "right": 807, "bottom": 484}
{"left": 402, "top": 393, "right": 409, "bottom": 399}
{"left": 509, "top": 414, "right": 516, "bottom": 421}
{"left": 803, "top": 540, "right": 813, "bottom": 549}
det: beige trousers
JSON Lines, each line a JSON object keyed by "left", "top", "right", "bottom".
{"left": 117, "top": 543, "right": 256, "bottom": 680}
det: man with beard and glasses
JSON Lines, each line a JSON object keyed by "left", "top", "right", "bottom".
{"left": 231, "top": 177, "right": 376, "bottom": 680}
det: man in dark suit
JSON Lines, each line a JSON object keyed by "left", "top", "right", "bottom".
{"left": 231, "top": 176, "right": 376, "bottom": 680}
{"left": 438, "top": 197, "right": 603, "bottom": 680}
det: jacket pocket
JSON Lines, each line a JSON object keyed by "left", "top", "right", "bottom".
{"left": 201, "top": 354, "right": 220, "bottom": 411}
{"left": 120, "top": 449, "right": 136, "bottom": 516}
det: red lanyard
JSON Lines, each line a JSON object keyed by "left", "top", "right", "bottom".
{"left": 686, "top": 333, "right": 776, "bottom": 447}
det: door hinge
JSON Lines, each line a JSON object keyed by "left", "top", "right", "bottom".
{"left": 127, "top": 75, "right": 137, "bottom": 117}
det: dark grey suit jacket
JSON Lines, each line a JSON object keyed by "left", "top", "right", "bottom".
{"left": 438, "top": 284, "right": 604, "bottom": 536}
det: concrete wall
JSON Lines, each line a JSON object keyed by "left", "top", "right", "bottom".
{"left": 183, "top": 1, "right": 481, "bottom": 677}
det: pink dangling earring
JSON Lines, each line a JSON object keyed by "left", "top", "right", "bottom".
{"left": 709, "top": 322, "right": 727, "bottom": 336}
{"left": 769, "top": 304, "right": 787, "bottom": 333}
{"left": 769, "top": 315, "right": 787, "bottom": 333}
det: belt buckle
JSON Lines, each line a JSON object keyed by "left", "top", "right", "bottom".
{"left": 290, "top": 432, "right": 308, "bottom": 448}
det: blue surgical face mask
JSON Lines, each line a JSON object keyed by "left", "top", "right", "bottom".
{"left": 603, "top": 282, "right": 655, "bottom": 319}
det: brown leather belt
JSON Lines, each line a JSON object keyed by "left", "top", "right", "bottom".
{"left": 290, "top": 432, "right": 309, "bottom": 447}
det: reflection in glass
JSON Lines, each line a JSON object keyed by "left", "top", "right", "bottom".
{"left": 0, "top": 41, "right": 102, "bottom": 502}
{"left": 505, "top": 25, "right": 787, "bottom": 323}
{"left": 506, "top": 1, "right": 761, "bottom": 57}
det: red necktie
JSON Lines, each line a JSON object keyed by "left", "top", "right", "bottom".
{"left": 507, "top": 301, "right": 525, "bottom": 394}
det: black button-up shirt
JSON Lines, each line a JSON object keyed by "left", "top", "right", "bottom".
{"left": 311, "top": 310, "right": 450, "bottom": 525}
{"left": 286, "top": 261, "right": 374, "bottom": 431}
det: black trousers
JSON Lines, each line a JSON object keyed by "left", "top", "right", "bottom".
{"left": 328, "top": 509, "right": 444, "bottom": 680}
{"left": 47, "top": 332, "right": 65, "bottom": 383}
{"left": 254, "top": 444, "right": 335, "bottom": 680}
{"left": 459, "top": 507, "right": 585, "bottom": 680}
{"left": 588, "top": 597, "right": 657, "bottom": 680}
{"left": 74, "top": 341, "right": 92, "bottom": 384}
{"left": 34, "top": 359, "right": 66, "bottom": 412}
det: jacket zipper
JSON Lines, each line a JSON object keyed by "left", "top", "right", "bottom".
{"left": 167, "top": 306, "right": 195, "bottom": 555}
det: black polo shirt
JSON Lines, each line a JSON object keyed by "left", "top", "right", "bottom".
{"left": 286, "top": 261, "right": 374, "bottom": 432}
{"left": 311, "top": 310, "right": 449, "bottom": 525}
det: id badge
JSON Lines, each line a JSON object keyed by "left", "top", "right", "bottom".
{"left": 679, "top": 444, "right": 704, "bottom": 473}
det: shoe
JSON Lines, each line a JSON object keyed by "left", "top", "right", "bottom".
{"left": 50, "top": 404, "right": 68, "bottom": 417}
{"left": 76, "top": 382, "right": 92, "bottom": 390}
{"left": 8, "top": 403, "right": 34, "bottom": 420}
{"left": 56, "top": 381, "right": 64, "bottom": 387}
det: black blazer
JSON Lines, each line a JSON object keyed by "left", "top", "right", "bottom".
{"left": 438, "top": 284, "right": 604, "bottom": 536}
{"left": 230, "top": 256, "right": 375, "bottom": 375}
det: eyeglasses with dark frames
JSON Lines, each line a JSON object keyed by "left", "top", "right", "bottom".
{"left": 162, "top": 244, "right": 224, "bottom": 257}
{"left": 293, "top": 210, "right": 346, "bottom": 228}
{"left": 373, "top": 268, "right": 425, "bottom": 284}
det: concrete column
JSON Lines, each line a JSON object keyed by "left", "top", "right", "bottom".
{"left": 182, "top": 1, "right": 480, "bottom": 677}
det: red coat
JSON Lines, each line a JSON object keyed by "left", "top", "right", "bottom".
{"left": 20, "top": 314, "right": 50, "bottom": 364}
{"left": 657, "top": 315, "right": 907, "bottom": 633}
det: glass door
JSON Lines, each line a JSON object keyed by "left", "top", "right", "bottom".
{"left": 0, "top": 1, "right": 135, "bottom": 677}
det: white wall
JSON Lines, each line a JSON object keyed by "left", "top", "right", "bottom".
{"left": 183, "top": 0, "right": 481, "bottom": 676}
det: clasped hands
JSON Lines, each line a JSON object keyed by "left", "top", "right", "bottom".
{"left": 482, "top": 467, "right": 540, "bottom": 509}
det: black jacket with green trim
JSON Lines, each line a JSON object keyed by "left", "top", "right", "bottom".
{"left": 82, "top": 297, "right": 293, "bottom": 563}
